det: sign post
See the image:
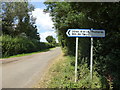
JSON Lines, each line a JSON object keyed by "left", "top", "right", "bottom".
{"left": 90, "top": 28, "right": 93, "bottom": 80}
{"left": 75, "top": 37, "right": 78, "bottom": 82}
{"left": 66, "top": 29, "right": 105, "bottom": 82}
{"left": 90, "top": 37, "right": 93, "bottom": 80}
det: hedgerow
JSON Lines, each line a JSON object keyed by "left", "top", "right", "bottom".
{"left": 1, "top": 35, "right": 52, "bottom": 57}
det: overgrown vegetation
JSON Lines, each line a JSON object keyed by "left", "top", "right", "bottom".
{"left": 1, "top": 2, "right": 56, "bottom": 58}
{"left": 44, "top": 2, "right": 120, "bottom": 89}
{"left": 38, "top": 55, "right": 109, "bottom": 89}
{"left": 1, "top": 35, "right": 52, "bottom": 58}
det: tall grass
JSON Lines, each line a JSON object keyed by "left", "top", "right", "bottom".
{"left": 1, "top": 35, "right": 52, "bottom": 58}
{"left": 41, "top": 56, "right": 109, "bottom": 89}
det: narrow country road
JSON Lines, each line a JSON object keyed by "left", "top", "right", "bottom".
{"left": 2, "top": 47, "right": 62, "bottom": 88}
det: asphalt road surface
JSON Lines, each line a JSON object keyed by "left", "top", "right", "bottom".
{"left": 2, "top": 47, "right": 61, "bottom": 88}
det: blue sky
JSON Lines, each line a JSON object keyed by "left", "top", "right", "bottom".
{"left": 29, "top": 2, "right": 58, "bottom": 42}
{"left": 30, "top": 2, "right": 46, "bottom": 9}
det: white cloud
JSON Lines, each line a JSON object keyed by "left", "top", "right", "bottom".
{"left": 32, "top": 8, "right": 58, "bottom": 42}
{"left": 32, "top": 8, "right": 54, "bottom": 32}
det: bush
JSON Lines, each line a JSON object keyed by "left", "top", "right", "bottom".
{"left": 1, "top": 35, "right": 51, "bottom": 58}
{"left": 46, "top": 56, "right": 109, "bottom": 89}
{"left": 39, "top": 42, "right": 52, "bottom": 50}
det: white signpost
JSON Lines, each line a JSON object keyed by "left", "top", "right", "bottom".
{"left": 66, "top": 29, "right": 105, "bottom": 37}
{"left": 66, "top": 28, "right": 105, "bottom": 82}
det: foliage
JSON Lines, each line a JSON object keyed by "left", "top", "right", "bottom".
{"left": 1, "top": 2, "right": 50, "bottom": 58}
{"left": 45, "top": 56, "right": 108, "bottom": 89}
{"left": 2, "top": 2, "right": 40, "bottom": 40}
{"left": 1, "top": 35, "right": 51, "bottom": 58}
{"left": 46, "top": 36, "right": 54, "bottom": 43}
{"left": 44, "top": 2, "right": 120, "bottom": 88}
{"left": 46, "top": 35, "right": 57, "bottom": 47}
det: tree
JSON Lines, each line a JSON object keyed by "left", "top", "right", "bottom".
{"left": 44, "top": 2, "right": 120, "bottom": 88}
{"left": 46, "top": 35, "right": 56, "bottom": 44}
{"left": 2, "top": 1, "right": 40, "bottom": 40}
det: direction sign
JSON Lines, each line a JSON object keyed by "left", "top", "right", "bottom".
{"left": 66, "top": 29, "right": 105, "bottom": 37}
{"left": 66, "top": 28, "right": 105, "bottom": 82}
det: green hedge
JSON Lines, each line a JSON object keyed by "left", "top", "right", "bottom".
{"left": 1, "top": 35, "right": 52, "bottom": 57}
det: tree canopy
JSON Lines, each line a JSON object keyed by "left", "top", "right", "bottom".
{"left": 44, "top": 2, "right": 120, "bottom": 89}
{"left": 2, "top": 2, "right": 40, "bottom": 40}
{"left": 46, "top": 36, "right": 54, "bottom": 43}
{"left": 46, "top": 35, "right": 56, "bottom": 46}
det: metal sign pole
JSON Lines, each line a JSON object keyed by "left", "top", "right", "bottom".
{"left": 90, "top": 37, "right": 93, "bottom": 80}
{"left": 66, "top": 28, "right": 105, "bottom": 82}
{"left": 75, "top": 37, "right": 78, "bottom": 82}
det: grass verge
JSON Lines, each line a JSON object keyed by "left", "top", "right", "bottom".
{"left": 34, "top": 55, "right": 109, "bottom": 88}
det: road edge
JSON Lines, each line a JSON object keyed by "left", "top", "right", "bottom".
{"left": 33, "top": 51, "right": 63, "bottom": 88}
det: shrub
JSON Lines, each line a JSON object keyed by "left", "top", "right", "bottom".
{"left": 1, "top": 35, "right": 51, "bottom": 58}
{"left": 46, "top": 56, "right": 109, "bottom": 89}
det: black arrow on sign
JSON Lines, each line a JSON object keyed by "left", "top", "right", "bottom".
{"left": 68, "top": 30, "right": 70, "bottom": 35}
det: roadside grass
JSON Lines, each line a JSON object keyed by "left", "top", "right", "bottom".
{"left": 1, "top": 47, "right": 56, "bottom": 59}
{"left": 35, "top": 55, "right": 109, "bottom": 88}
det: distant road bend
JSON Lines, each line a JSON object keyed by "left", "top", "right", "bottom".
{"left": 2, "top": 47, "right": 62, "bottom": 88}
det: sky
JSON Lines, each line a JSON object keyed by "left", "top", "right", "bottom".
{"left": 29, "top": 2, "right": 58, "bottom": 42}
